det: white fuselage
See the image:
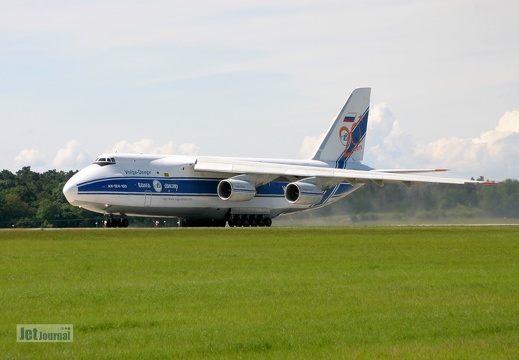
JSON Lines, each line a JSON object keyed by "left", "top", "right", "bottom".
{"left": 63, "top": 153, "right": 366, "bottom": 221}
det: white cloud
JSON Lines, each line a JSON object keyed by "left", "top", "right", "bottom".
{"left": 53, "top": 140, "right": 90, "bottom": 170}
{"left": 416, "top": 110, "right": 519, "bottom": 175}
{"left": 368, "top": 102, "right": 394, "bottom": 133}
{"left": 366, "top": 105, "right": 519, "bottom": 180}
{"left": 110, "top": 138, "right": 199, "bottom": 155}
{"left": 176, "top": 143, "right": 200, "bottom": 155}
{"left": 365, "top": 103, "right": 417, "bottom": 168}
{"left": 299, "top": 133, "right": 324, "bottom": 159}
{"left": 15, "top": 149, "right": 46, "bottom": 167}
{"left": 495, "top": 110, "right": 519, "bottom": 132}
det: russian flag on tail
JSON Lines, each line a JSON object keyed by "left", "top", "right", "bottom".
{"left": 343, "top": 115, "right": 356, "bottom": 123}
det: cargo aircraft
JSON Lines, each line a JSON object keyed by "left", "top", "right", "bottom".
{"left": 63, "top": 88, "right": 487, "bottom": 227}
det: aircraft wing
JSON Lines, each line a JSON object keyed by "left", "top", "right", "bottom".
{"left": 371, "top": 168, "right": 448, "bottom": 174}
{"left": 194, "top": 156, "right": 486, "bottom": 187}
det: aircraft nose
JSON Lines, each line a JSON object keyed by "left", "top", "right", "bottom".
{"left": 63, "top": 178, "right": 78, "bottom": 204}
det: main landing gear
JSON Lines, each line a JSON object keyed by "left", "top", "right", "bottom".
{"left": 100, "top": 215, "right": 272, "bottom": 228}
{"left": 227, "top": 214, "right": 272, "bottom": 227}
{"left": 104, "top": 217, "right": 129, "bottom": 228}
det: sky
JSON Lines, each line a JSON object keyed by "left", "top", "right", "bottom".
{"left": 1, "top": 0, "right": 518, "bottom": 181}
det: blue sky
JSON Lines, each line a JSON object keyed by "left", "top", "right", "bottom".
{"left": 2, "top": 0, "right": 518, "bottom": 180}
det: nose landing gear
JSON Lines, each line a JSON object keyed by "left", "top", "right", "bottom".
{"left": 104, "top": 217, "right": 129, "bottom": 228}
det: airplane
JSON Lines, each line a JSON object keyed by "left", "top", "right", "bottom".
{"left": 63, "top": 88, "right": 489, "bottom": 227}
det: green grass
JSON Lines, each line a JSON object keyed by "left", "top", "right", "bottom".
{"left": 1, "top": 227, "right": 519, "bottom": 359}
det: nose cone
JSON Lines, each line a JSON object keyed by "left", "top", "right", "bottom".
{"left": 63, "top": 178, "right": 78, "bottom": 204}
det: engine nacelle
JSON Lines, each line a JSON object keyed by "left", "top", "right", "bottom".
{"left": 217, "top": 178, "right": 256, "bottom": 201}
{"left": 285, "top": 181, "right": 324, "bottom": 205}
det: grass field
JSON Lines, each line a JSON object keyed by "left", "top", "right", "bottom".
{"left": 1, "top": 227, "right": 519, "bottom": 359}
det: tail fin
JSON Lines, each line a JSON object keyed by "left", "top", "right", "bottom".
{"left": 311, "top": 87, "right": 371, "bottom": 168}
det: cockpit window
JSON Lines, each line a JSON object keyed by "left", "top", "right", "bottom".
{"left": 94, "top": 157, "right": 116, "bottom": 166}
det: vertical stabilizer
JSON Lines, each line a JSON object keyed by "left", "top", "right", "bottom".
{"left": 311, "top": 88, "right": 371, "bottom": 168}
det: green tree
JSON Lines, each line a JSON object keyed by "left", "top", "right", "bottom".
{"left": 36, "top": 198, "right": 62, "bottom": 228}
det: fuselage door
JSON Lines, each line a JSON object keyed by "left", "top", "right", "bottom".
{"left": 144, "top": 190, "right": 152, "bottom": 207}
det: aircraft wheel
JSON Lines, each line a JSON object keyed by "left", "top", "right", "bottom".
{"left": 264, "top": 218, "right": 272, "bottom": 227}
{"left": 258, "top": 217, "right": 265, "bottom": 227}
{"left": 228, "top": 219, "right": 235, "bottom": 227}
{"left": 122, "top": 219, "right": 129, "bottom": 228}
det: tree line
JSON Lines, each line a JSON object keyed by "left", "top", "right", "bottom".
{"left": 0, "top": 167, "right": 96, "bottom": 228}
{"left": 1, "top": 166, "right": 518, "bottom": 228}
{"left": 299, "top": 178, "right": 519, "bottom": 222}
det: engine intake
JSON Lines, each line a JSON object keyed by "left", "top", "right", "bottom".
{"left": 217, "top": 178, "right": 256, "bottom": 201}
{"left": 285, "top": 181, "right": 323, "bottom": 205}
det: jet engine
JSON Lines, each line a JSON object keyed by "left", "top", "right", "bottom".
{"left": 217, "top": 177, "right": 256, "bottom": 201}
{"left": 285, "top": 181, "right": 324, "bottom": 205}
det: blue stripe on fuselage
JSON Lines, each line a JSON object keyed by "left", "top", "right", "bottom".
{"left": 78, "top": 177, "right": 287, "bottom": 198}
{"left": 310, "top": 183, "right": 355, "bottom": 208}
{"left": 77, "top": 176, "right": 354, "bottom": 204}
